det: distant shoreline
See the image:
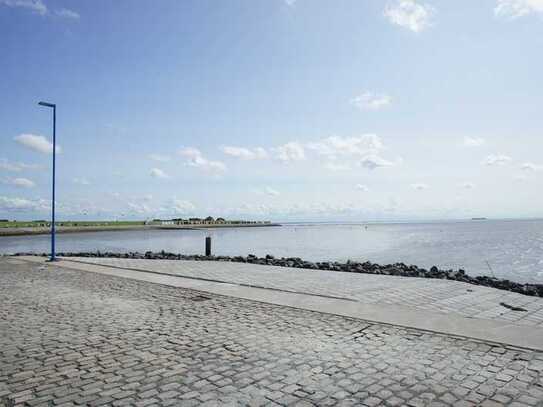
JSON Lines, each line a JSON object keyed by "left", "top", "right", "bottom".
{"left": 0, "top": 223, "right": 281, "bottom": 237}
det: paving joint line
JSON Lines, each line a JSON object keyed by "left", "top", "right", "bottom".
{"left": 58, "top": 257, "right": 359, "bottom": 303}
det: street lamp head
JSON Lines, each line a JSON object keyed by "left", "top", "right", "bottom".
{"left": 38, "top": 101, "right": 55, "bottom": 108}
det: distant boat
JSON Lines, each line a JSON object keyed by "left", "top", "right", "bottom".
{"left": 471, "top": 217, "right": 487, "bottom": 221}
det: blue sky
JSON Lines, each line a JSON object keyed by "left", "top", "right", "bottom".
{"left": 1, "top": 0, "right": 542, "bottom": 221}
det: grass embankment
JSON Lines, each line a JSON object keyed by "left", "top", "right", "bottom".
{"left": 0, "top": 220, "right": 148, "bottom": 237}
{"left": 0, "top": 220, "right": 280, "bottom": 237}
{"left": 0, "top": 221, "right": 145, "bottom": 228}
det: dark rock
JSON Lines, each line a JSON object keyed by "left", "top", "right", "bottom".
{"left": 19, "top": 250, "right": 542, "bottom": 298}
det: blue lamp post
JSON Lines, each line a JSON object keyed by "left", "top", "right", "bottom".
{"left": 38, "top": 101, "right": 57, "bottom": 261}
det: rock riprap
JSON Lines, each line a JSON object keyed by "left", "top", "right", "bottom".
{"left": 12, "top": 251, "right": 543, "bottom": 298}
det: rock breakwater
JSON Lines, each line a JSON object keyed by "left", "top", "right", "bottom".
{"left": 13, "top": 251, "right": 543, "bottom": 298}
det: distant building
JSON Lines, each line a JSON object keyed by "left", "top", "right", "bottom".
{"left": 149, "top": 216, "right": 270, "bottom": 226}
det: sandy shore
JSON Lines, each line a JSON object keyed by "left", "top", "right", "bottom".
{"left": 0, "top": 223, "right": 281, "bottom": 237}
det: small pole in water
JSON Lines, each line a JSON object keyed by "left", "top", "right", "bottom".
{"left": 485, "top": 260, "right": 496, "bottom": 278}
{"left": 205, "top": 236, "right": 212, "bottom": 256}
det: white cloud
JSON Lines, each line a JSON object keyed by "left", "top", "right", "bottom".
{"left": 307, "top": 134, "right": 384, "bottom": 157}
{"left": 73, "top": 177, "right": 90, "bottom": 185}
{"left": 307, "top": 134, "right": 398, "bottom": 171}
{"left": 150, "top": 168, "right": 170, "bottom": 179}
{"left": 179, "top": 147, "right": 227, "bottom": 175}
{"left": 356, "top": 184, "right": 370, "bottom": 192}
{"left": 273, "top": 142, "right": 306, "bottom": 162}
{"left": 2, "top": 177, "right": 35, "bottom": 188}
{"left": 14, "top": 133, "right": 61, "bottom": 154}
{"left": 359, "top": 155, "right": 396, "bottom": 170}
{"left": 0, "top": 159, "right": 22, "bottom": 172}
{"left": 0, "top": 158, "right": 38, "bottom": 172}
{"left": 221, "top": 146, "right": 268, "bottom": 160}
{"left": 178, "top": 135, "right": 399, "bottom": 177}
{"left": 384, "top": 0, "right": 435, "bottom": 33}
{"left": 171, "top": 199, "right": 196, "bottom": 214}
{"left": 494, "top": 0, "right": 543, "bottom": 19}
{"left": 521, "top": 162, "right": 543, "bottom": 171}
{"left": 483, "top": 154, "right": 512, "bottom": 166}
{"left": 55, "top": 8, "right": 79, "bottom": 19}
{"left": 127, "top": 202, "right": 152, "bottom": 215}
{"left": 254, "top": 186, "right": 281, "bottom": 197}
{"left": 411, "top": 183, "right": 429, "bottom": 190}
{"left": 459, "top": 182, "right": 476, "bottom": 190}
{"left": 463, "top": 136, "right": 485, "bottom": 147}
{"left": 0, "top": 0, "right": 47, "bottom": 15}
{"left": 351, "top": 92, "right": 392, "bottom": 111}
{"left": 0, "top": 196, "right": 49, "bottom": 211}
{"left": 0, "top": 1, "right": 80, "bottom": 19}
{"left": 11, "top": 178, "right": 35, "bottom": 188}
{"left": 149, "top": 154, "right": 171, "bottom": 162}
{"left": 126, "top": 197, "right": 198, "bottom": 217}
{"left": 265, "top": 187, "right": 280, "bottom": 197}
{"left": 284, "top": 0, "right": 296, "bottom": 6}
{"left": 0, "top": 196, "right": 33, "bottom": 210}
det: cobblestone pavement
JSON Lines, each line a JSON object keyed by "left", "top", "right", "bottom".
{"left": 64, "top": 257, "right": 543, "bottom": 328}
{"left": 2, "top": 258, "right": 543, "bottom": 407}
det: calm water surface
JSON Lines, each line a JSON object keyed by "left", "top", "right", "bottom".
{"left": 1, "top": 219, "right": 542, "bottom": 283}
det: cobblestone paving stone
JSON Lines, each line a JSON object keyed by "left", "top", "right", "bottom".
{"left": 1, "top": 258, "right": 543, "bottom": 407}
{"left": 66, "top": 257, "right": 543, "bottom": 328}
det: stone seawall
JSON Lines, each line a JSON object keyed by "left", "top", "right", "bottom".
{"left": 12, "top": 251, "right": 543, "bottom": 298}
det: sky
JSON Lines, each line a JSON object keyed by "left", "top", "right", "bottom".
{"left": 1, "top": 0, "right": 543, "bottom": 222}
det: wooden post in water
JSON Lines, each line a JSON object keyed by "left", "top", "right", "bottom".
{"left": 205, "top": 236, "right": 212, "bottom": 256}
